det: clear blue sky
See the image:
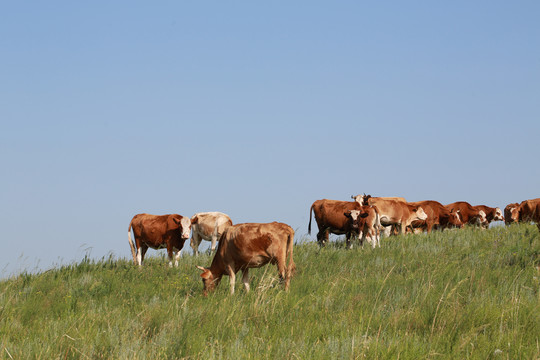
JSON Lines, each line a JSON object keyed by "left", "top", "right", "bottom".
{"left": 1, "top": 1, "right": 539, "bottom": 278}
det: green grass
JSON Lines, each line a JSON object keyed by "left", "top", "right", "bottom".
{"left": 1, "top": 225, "right": 539, "bottom": 359}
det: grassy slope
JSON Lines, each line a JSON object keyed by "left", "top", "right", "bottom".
{"left": 1, "top": 225, "right": 539, "bottom": 359}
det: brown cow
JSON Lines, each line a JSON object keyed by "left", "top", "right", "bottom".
{"left": 472, "top": 205, "right": 504, "bottom": 228}
{"left": 190, "top": 212, "right": 233, "bottom": 256}
{"left": 345, "top": 205, "right": 381, "bottom": 248}
{"left": 196, "top": 222, "right": 295, "bottom": 295}
{"left": 354, "top": 198, "right": 427, "bottom": 235}
{"left": 308, "top": 199, "right": 364, "bottom": 246}
{"left": 504, "top": 203, "right": 520, "bottom": 225}
{"left": 409, "top": 200, "right": 463, "bottom": 233}
{"left": 128, "top": 213, "right": 192, "bottom": 266}
{"left": 444, "top": 202, "right": 487, "bottom": 227}
{"left": 513, "top": 198, "right": 540, "bottom": 230}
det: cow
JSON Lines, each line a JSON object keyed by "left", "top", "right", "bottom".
{"left": 190, "top": 212, "right": 233, "bottom": 256}
{"left": 353, "top": 198, "right": 427, "bottom": 235}
{"left": 409, "top": 200, "right": 463, "bottom": 233}
{"left": 308, "top": 199, "right": 364, "bottom": 246}
{"left": 352, "top": 194, "right": 407, "bottom": 236}
{"left": 512, "top": 198, "right": 540, "bottom": 230}
{"left": 472, "top": 205, "right": 504, "bottom": 228}
{"left": 196, "top": 222, "right": 295, "bottom": 295}
{"left": 128, "top": 213, "right": 192, "bottom": 267}
{"left": 345, "top": 205, "right": 381, "bottom": 248}
{"left": 444, "top": 202, "right": 487, "bottom": 227}
{"left": 504, "top": 203, "right": 520, "bottom": 225}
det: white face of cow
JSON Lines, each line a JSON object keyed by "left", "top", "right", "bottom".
{"left": 478, "top": 210, "right": 487, "bottom": 224}
{"left": 352, "top": 195, "right": 364, "bottom": 204}
{"left": 348, "top": 210, "right": 362, "bottom": 222}
{"left": 494, "top": 208, "right": 504, "bottom": 221}
{"left": 180, "top": 217, "right": 192, "bottom": 239}
{"left": 415, "top": 207, "right": 428, "bottom": 221}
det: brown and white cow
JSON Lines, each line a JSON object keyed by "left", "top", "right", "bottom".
{"left": 196, "top": 222, "right": 295, "bottom": 295}
{"left": 444, "top": 202, "right": 487, "bottom": 227}
{"left": 345, "top": 205, "right": 381, "bottom": 248}
{"left": 472, "top": 205, "right": 504, "bottom": 228}
{"left": 504, "top": 203, "right": 520, "bottom": 225}
{"left": 308, "top": 199, "right": 364, "bottom": 246}
{"left": 190, "top": 212, "right": 233, "bottom": 256}
{"left": 354, "top": 198, "right": 427, "bottom": 235}
{"left": 352, "top": 194, "right": 407, "bottom": 236}
{"left": 128, "top": 213, "right": 192, "bottom": 267}
{"left": 511, "top": 198, "right": 540, "bottom": 230}
{"left": 409, "top": 200, "right": 463, "bottom": 233}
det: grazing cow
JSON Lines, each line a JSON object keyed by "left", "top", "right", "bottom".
{"left": 308, "top": 199, "right": 364, "bottom": 246}
{"left": 196, "top": 222, "right": 295, "bottom": 295}
{"left": 444, "top": 202, "right": 487, "bottom": 227}
{"left": 472, "top": 205, "right": 504, "bottom": 228}
{"left": 190, "top": 212, "right": 233, "bottom": 256}
{"left": 353, "top": 198, "right": 427, "bottom": 235}
{"left": 409, "top": 200, "right": 463, "bottom": 233}
{"left": 128, "top": 213, "right": 192, "bottom": 267}
{"left": 512, "top": 198, "right": 540, "bottom": 230}
{"left": 504, "top": 203, "right": 520, "bottom": 225}
{"left": 345, "top": 205, "right": 381, "bottom": 248}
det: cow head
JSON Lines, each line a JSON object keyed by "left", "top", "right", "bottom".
{"left": 344, "top": 210, "right": 369, "bottom": 231}
{"left": 473, "top": 210, "right": 488, "bottom": 226}
{"left": 173, "top": 216, "right": 192, "bottom": 239}
{"left": 504, "top": 203, "right": 519, "bottom": 225}
{"left": 448, "top": 209, "right": 464, "bottom": 229}
{"left": 414, "top": 207, "right": 428, "bottom": 221}
{"left": 493, "top": 207, "right": 504, "bottom": 222}
{"left": 351, "top": 194, "right": 371, "bottom": 205}
{"left": 197, "top": 266, "right": 221, "bottom": 296}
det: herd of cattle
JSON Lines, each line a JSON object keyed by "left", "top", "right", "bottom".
{"left": 127, "top": 196, "right": 540, "bottom": 295}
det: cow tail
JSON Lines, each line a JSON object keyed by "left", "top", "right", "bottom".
{"left": 308, "top": 204, "right": 313, "bottom": 235}
{"left": 286, "top": 228, "right": 296, "bottom": 280}
{"left": 127, "top": 219, "right": 138, "bottom": 265}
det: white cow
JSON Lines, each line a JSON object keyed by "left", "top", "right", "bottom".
{"left": 190, "top": 212, "right": 233, "bottom": 255}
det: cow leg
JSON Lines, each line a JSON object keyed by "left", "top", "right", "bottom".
{"left": 210, "top": 232, "right": 218, "bottom": 252}
{"left": 137, "top": 245, "right": 148, "bottom": 266}
{"left": 242, "top": 269, "right": 250, "bottom": 292}
{"left": 166, "top": 244, "right": 175, "bottom": 267}
{"left": 174, "top": 249, "right": 181, "bottom": 267}
{"left": 226, "top": 266, "right": 236, "bottom": 294}
{"left": 346, "top": 232, "right": 353, "bottom": 249}
{"left": 190, "top": 232, "right": 201, "bottom": 256}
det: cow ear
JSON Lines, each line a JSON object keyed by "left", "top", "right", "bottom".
{"left": 191, "top": 216, "right": 198, "bottom": 225}
{"left": 344, "top": 211, "right": 351, "bottom": 218}
{"left": 361, "top": 212, "right": 369, "bottom": 218}
{"left": 173, "top": 216, "right": 182, "bottom": 225}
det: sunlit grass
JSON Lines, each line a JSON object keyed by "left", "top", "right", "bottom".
{"left": 1, "top": 225, "right": 539, "bottom": 359}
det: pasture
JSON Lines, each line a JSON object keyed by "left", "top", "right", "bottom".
{"left": 1, "top": 224, "right": 539, "bottom": 359}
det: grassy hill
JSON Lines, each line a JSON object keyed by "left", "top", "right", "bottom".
{"left": 1, "top": 225, "right": 539, "bottom": 359}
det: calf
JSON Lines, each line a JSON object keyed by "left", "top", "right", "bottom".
{"left": 128, "top": 213, "right": 192, "bottom": 266}
{"left": 190, "top": 212, "right": 233, "bottom": 255}
{"left": 356, "top": 198, "right": 427, "bottom": 235}
{"left": 444, "top": 202, "right": 487, "bottom": 227}
{"left": 409, "top": 200, "right": 463, "bottom": 233}
{"left": 345, "top": 205, "right": 381, "bottom": 248}
{"left": 308, "top": 199, "right": 363, "bottom": 246}
{"left": 197, "top": 222, "right": 295, "bottom": 295}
